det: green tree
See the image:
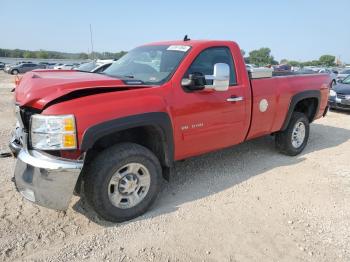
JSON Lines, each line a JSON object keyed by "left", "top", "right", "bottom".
{"left": 11, "top": 49, "right": 24, "bottom": 58}
{"left": 78, "top": 52, "right": 89, "bottom": 59}
{"left": 280, "top": 59, "right": 289, "bottom": 64}
{"left": 248, "top": 48, "right": 275, "bottom": 66}
{"left": 287, "top": 60, "right": 301, "bottom": 67}
{"left": 36, "top": 50, "right": 49, "bottom": 59}
{"left": 23, "top": 51, "right": 35, "bottom": 58}
{"left": 319, "top": 55, "right": 335, "bottom": 67}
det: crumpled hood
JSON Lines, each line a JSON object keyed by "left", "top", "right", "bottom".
{"left": 15, "top": 70, "right": 138, "bottom": 109}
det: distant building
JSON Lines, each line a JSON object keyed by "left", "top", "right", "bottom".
{"left": 336, "top": 56, "right": 343, "bottom": 66}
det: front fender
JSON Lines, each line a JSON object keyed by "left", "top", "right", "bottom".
{"left": 42, "top": 90, "right": 173, "bottom": 161}
{"left": 80, "top": 112, "right": 174, "bottom": 165}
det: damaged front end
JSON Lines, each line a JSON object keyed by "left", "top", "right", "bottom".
{"left": 9, "top": 105, "right": 83, "bottom": 210}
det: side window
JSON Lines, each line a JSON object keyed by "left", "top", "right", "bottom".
{"left": 185, "top": 47, "right": 237, "bottom": 85}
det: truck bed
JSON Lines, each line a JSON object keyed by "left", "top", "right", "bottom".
{"left": 246, "top": 74, "right": 330, "bottom": 140}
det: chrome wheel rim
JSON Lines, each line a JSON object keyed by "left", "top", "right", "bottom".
{"left": 291, "top": 121, "right": 306, "bottom": 148}
{"left": 108, "top": 163, "right": 151, "bottom": 209}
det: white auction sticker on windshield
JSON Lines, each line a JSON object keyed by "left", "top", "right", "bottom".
{"left": 167, "top": 45, "right": 190, "bottom": 52}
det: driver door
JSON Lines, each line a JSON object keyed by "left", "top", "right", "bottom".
{"left": 173, "top": 46, "right": 249, "bottom": 159}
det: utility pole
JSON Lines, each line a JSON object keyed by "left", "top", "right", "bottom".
{"left": 90, "top": 24, "right": 94, "bottom": 60}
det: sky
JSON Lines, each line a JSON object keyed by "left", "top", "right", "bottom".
{"left": 1, "top": 0, "right": 349, "bottom": 63}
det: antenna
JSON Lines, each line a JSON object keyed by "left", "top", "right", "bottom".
{"left": 89, "top": 24, "right": 94, "bottom": 60}
{"left": 183, "top": 35, "right": 190, "bottom": 41}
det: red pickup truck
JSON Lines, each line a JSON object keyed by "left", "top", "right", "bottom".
{"left": 10, "top": 40, "right": 330, "bottom": 222}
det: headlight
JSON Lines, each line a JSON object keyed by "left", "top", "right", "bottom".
{"left": 329, "top": 89, "right": 336, "bottom": 97}
{"left": 30, "top": 114, "right": 77, "bottom": 150}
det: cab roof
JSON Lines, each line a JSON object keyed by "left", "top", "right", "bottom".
{"left": 143, "top": 40, "right": 237, "bottom": 48}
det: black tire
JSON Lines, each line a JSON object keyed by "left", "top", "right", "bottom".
{"left": 11, "top": 69, "right": 19, "bottom": 75}
{"left": 83, "top": 142, "right": 162, "bottom": 222}
{"left": 275, "top": 112, "right": 310, "bottom": 156}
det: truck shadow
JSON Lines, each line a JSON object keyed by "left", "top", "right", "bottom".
{"left": 72, "top": 122, "right": 350, "bottom": 226}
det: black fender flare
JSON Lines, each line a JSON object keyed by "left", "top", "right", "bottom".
{"left": 80, "top": 112, "right": 174, "bottom": 167}
{"left": 281, "top": 90, "right": 321, "bottom": 131}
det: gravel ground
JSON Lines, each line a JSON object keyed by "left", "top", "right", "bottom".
{"left": 0, "top": 71, "right": 350, "bottom": 261}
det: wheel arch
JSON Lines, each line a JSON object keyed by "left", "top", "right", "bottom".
{"left": 80, "top": 112, "right": 174, "bottom": 171}
{"left": 281, "top": 90, "right": 320, "bottom": 131}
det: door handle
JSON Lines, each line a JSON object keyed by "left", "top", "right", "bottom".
{"left": 227, "top": 96, "right": 244, "bottom": 102}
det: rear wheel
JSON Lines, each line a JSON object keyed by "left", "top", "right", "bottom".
{"left": 275, "top": 112, "right": 310, "bottom": 156}
{"left": 84, "top": 142, "right": 162, "bottom": 222}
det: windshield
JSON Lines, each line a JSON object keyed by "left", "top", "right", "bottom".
{"left": 343, "top": 76, "right": 350, "bottom": 84}
{"left": 77, "top": 62, "right": 97, "bottom": 72}
{"left": 103, "top": 45, "right": 190, "bottom": 85}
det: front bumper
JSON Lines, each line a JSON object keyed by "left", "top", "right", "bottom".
{"left": 329, "top": 97, "right": 350, "bottom": 111}
{"left": 10, "top": 137, "right": 83, "bottom": 210}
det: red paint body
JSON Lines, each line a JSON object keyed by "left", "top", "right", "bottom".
{"left": 15, "top": 40, "right": 330, "bottom": 160}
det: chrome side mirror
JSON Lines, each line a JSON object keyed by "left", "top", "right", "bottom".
{"left": 205, "top": 63, "right": 230, "bottom": 91}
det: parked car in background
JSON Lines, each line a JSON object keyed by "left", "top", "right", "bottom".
{"left": 0, "top": 62, "right": 5, "bottom": 70}
{"left": 273, "top": 64, "right": 291, "bottom": 72}
{"left": 46, "top": 63, "right": 57, "bottom": 69}
{"left": 89, "top": 62, "right": 112, "bottom": 73}
{"left": 296, "top": 68, "right": 316, "bottom": 74}
{"left": 57, "top": 64, "right": 74, "bottom": 70}
{"left": 59, "top": 63, "right": 81, "bottom": 70}
{"left": 76, "top": 59, "right": 114, "bottom": 73}
{"left": 331, "top": 68, "right": 339, "bottom": 74}
{"left": 53, "top": 63, "right": 64, "bottom": 69}
{"left": 329, "top": 75, "right": 350, "bottom": 111}
{"left": 318, "top": 68, "right": 337, "bottom": 88}
{"left": 38, "top": 62, "right": 49, "bottom": 68}
{"left": 4, "top": 63, "right": 45, "bottom": 75}
{"left": 336, "top": 69, "right": 350, "bottom": 82}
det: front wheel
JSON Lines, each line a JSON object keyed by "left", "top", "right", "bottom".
{"left": 11, "top": 69, "right": 19, "bottom": 75}
{"left": 84, "top": 143, "right": 162, "bottom": 222}
{"left": 275, "top": 112, "right": 310, "bottom": 156}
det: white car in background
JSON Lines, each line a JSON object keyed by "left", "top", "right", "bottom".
{"left": 53, "top": 63, "right": 64, "bottom": 69}
{"left": 76, "top": 59, "right": 114, "bottom": 73}
{"left": 54, "top": 63, "right": 79, "bottom": 70}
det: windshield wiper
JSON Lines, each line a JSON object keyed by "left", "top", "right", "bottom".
{"left": 104, "top": 73, "right": 145, "bottom": 84}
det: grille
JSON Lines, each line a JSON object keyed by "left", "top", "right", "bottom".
{"left": 18, "top": 107, "right": 40, "bottom": 132}
{"left": 337, "top": 93, "right": 347, "bottom": 99}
